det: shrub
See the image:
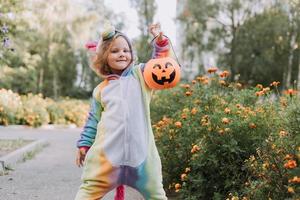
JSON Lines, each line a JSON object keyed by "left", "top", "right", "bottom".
{"left": 0, "top": 89, "right": 89, "bottom": 127}
{"left": 47, "top": 98, "right": 89, "bottom": 127}
{"left": 151, "top": 71, "right": 299, "bottom": 199}
{"left": 237, "top": 96, "right": 300, "bottom": 200}
{"left": 0, "top": 88, "right": 23, "bottom": 125}
{"left": 20, "top": 93, "right": 50, "bottom": 127}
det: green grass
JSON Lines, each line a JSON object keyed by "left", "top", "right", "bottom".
{"left": 0, "top": 139, "right": 33, "bottom": 157}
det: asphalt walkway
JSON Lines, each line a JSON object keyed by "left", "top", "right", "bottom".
{"left": 0, "top": 126, "right": 144, "bottom": 200}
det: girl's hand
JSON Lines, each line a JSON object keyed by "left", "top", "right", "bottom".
{"left": 76, "top": 148, "right": 88, "bottom": 167}
{"left": 149, "top": 23, "right": 164, "bottom": 42}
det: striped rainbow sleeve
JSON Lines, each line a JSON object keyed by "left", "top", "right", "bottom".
{"left": 151, "top": 37, "right": 170, "bottom": 59}
{"left": 77, "top": 98, "right": 102, "bottom": 147}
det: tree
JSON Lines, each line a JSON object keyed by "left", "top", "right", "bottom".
{"left": 232, "top": 8, "right": 290, "bottom": 86}
{"left": 1, "top": 0, "right": 113, "bottom": 98}
{"left": 177, "top": 0, "right": 219, "bottom": 77}
{"left": 286, "top": 0, "right": 300, "bottom": 90}
{"left": 177, "top": 0, "right": 263, "bottom": 80}
{"left": 0, "top": 0, "right": 20, "bottom": 58}
{"left": 130, "top": 0, "right": 157, "bottom": 63}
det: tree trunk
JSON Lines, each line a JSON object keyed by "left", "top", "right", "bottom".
{"left": 38, "top": 67, "right": 44, "bottom": 93}
{"left": 229, "top": 8, "right": 238, "bottom": 82}
{"left": 297, "top": 42, "right": 300, "bottom": 90}
{"left": 284, "top": 32, "right": 296, "bottom": 89}
{"left": 53, "top": 69, "right": 58, "bottom": 100}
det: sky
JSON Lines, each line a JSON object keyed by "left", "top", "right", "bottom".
{"left": 104, "top": 0, "right": 177, "bottom": 45}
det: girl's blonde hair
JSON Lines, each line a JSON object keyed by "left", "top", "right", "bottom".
{"left": 92, "top": 31, "right": 133, "bottom": 78}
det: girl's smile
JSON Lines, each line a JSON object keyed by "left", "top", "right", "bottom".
{"left": 107, "top": 36, "right": 132, "bottom": 75}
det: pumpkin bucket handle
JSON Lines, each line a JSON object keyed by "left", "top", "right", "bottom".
{"left": 150, "top": 35, "right": 182, "bottom": 68}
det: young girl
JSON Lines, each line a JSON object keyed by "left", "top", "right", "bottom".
{"left": 75, "top": 23, "right": 176, "bottom": 200}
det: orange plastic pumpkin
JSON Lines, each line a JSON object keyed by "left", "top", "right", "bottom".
{"left": 144, "top": 57, "right": 181, "bottom": 90}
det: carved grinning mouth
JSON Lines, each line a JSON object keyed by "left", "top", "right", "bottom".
{"left": 152, "top": 70, "right": 176, "bottom": 85}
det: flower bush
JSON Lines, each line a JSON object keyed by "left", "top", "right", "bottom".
{"left": 47, "top": 98, "right": 89, "bottom": 127}
{"left": 0, "top": 89, "right": 89, "bottom": 127}
{"left": 151, "top": 70, "right": 299, "bottom": 199}
{"left": 20, "top": 93, "right": 50, "bottom": 127}
{"left": 238, "top": 96, "right": 300, "bottom": 199}
{"left": 0, "top": 88, "right": 23, "bottom": 125}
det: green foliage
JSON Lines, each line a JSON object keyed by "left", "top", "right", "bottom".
{"left": 20, "top": 93, "right": 50, "bottom": 127}
{"left": 130, "top": 0, "right": 157, "bottom": 63}
{"left": 151, "top": 71, "right": 299, "bottom": 199}
{"left": 0, "top": 0, "right": 20, "bottom": 54}
{"left": 0, "top": 88, "right": 23, "bottom": 125}
{"left": 178, "top": 0, "right": 300, "bottom": 88}
{"left": 225, "top": 9, "right": 290, "bottom": 86}
{"left": 240, "top": 97, "right": 299, "bottom": 199}
{"left": 0, "top": 54, "right": 39, "bottom": 94}
{"left": 0, "top": 0, "right": 116, "bottom": 98}
{"left": 47, "top": 98, "right": 89, "bottom": 127}
{"left": 0, "top": 88, "right": 89, "bottom": 127}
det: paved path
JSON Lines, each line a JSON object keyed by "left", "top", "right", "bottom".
{"left": 0, "top": 126, "right": 144, "bottom": 200}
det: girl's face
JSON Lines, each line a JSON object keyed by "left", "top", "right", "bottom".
{"left": 107, "top": 36, "right": 132, "bottom": 74}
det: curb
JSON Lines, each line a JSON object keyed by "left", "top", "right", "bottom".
{"left": 0, "top": 139, "right": 49, "bottom": 173}
{"left": 0, "top": 124, "right": 81, "bottom": 130}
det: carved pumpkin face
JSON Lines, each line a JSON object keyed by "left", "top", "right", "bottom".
{"left": 144, "top": 57, "right": 180, "bottom": 90}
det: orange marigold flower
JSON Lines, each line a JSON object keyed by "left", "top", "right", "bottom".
{"left": 284, "top": 160, "right": 297, "bottom": 169}
{"left": 181, "top": 173, "right": 187, "bottom": 181}
{"left": 202, "top": 79, "right": 209, "bottom": 84}
{"left": 196, "top": 76, "right": 209, "bottom": 83}
{"left": 262, "top": 162, "right": 269, "bottom": 169}
{"left": 270, "top": 81, "right": 280, "bottom": 87}
{"left": 236, "top": 83, "right": 242, "bottom": 88}
{"left": 256, "top": 84, "right": 263, "bottom": 89}
{"left": 224, "top": 128, "right": 231, "bottom": 132}
{"left": 194, "top": 100, "right": 201, "bottom": 105}
{"left": 279, "top": 130, "right": 288, "bottom": 137}
{"left": 181, "top": 84, "right": 190, "bottom": 89}
{"left": 288, "top": 187, "right": 295, "bottom": 193}
{"left": 157, "top": 120, "right": 165, "bottom": 127}
{"left": 218, "top": 129, "right": 225, "bottom": 135}
{"left": 262, "top": 87, "right": 270, "bottom": 93}
{"left": 175, "top": 121, "right": 182, "bottom": 128}
{"left": 162, "top": 116, "right": 172, "bottom": 124}
{"left": 219, "top": 80, "right": 227, "bottom": 86}
{"left": 224, "top": 108, "right": 231, "bottom": 114}
{"left": 249, "top": 123, "right": 256, "bottom": 129}
{"left": 288, "top": 176, "right": 300, "bottom": 183}
{"left": 236, "top": 104, "right": 242, "bottom": 108}
{"left": 207, "top": 67, "right": 218, "bottom": 73}
{"left": 185, "top": 91, "right": 192, "bottom": 96}
{"left": 284, "top": 89, "right": 298, "bottom": 96}
{"left": 181, "top": 113, "right": 187, "bottom": 119}
{"left": 175, "top": 183, "right": 181, "bottom": 190}
{"left": 284, "top": 154, "right": 293, "bottom": 160}
{"left": 182, "top": 108, "right": 189, "bottom": 113}
{"left": 222, "top": 117, "right": 230, "bottom": 124}
{"left": 191, "top": 108, "right": 197, "bottom": 115}
{"left": 191, "top": 145, "right": 200, "bottom": 153}
{"left": 192, "top": 80, "right": 197, "bottom": 84}
{"left": 256, "top": 90, "right": 264, "bottom": 96}
{"left": 185, "top": 167, "right": 191, "bottom": 173}
{"left": 196, "top": 76, "right": 204, "bottom": 81}
{"left": 219, "top": 70, "right": 230, "bottom": 78}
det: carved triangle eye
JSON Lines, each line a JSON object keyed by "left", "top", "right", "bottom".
{"left": 153, "top": 64, "right": 162, "bottom": 69}
{"left": 165, "top": 62, "right": 173, "bottom": 68}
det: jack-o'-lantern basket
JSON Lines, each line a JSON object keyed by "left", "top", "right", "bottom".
{"left": 144, "top": 35, "right": 181, "bottom": 90}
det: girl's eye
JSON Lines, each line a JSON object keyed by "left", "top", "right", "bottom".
{"left": 111, "top": 50, "right": 118, "bottom": 53}
{"left": 124, "top": 49, "right": 130, "bottom": 53}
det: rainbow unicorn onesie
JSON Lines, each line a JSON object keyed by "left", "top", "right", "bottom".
{"left": 75, "top": 36, "right": 173, "bottom": 200}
